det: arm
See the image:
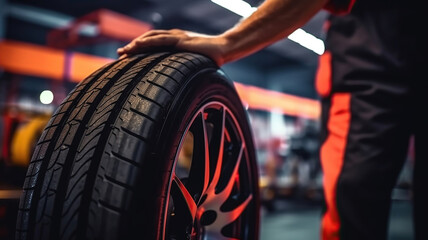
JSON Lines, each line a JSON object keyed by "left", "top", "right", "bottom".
{"left": 117, "top": 0, "right": 329, "bottom": 66}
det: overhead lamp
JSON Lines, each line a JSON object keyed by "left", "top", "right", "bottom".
{"left": 40, "top": 90, "right": 54, "bottom": 105}
{"left": 211, "top": 0, "right": 256, "bottom": 18}
{"left": 288, "top": 28, "right": 325, "bottom": 55}
{"left": 211, "top": 0, "right": 325, "bottom": 55}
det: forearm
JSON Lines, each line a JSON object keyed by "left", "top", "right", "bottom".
{"left": 219, "top": 0, "right": 329, "bottom": 63}
{"left": 117, "top": 0, "right": 330, "bottom": 66}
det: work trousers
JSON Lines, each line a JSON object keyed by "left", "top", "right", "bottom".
{"left": 317, "top": 5, "right": 428, "bottom": 240}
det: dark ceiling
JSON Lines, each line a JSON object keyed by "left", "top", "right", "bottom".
{"left": 6, "top": 0, "right": 329, "bottom": 66}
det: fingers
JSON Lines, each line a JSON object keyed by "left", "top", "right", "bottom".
{"left": 117, "top": 30, "right": 183, "bottom": 58}
{"left": 136, "top": 35, "right": 179, "bottom": 47}
{"left": 118, "top": 53, "right": 128, "bottom": 60}
{"left": 137, "top": 29, "right": 173, "bottom": 39}
{"left": 117, "top": 35, "right": 179, "bottom": 56}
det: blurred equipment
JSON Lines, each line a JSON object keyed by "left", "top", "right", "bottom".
{"left": 10, "top": 114, "right": 50, "bottom": 166}
{"left": 47, "top": 8, "right": 152, "bottom": 48}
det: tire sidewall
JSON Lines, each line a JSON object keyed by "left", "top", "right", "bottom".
{"left": 132, "top": 68, "right": 260, "bottom": 239}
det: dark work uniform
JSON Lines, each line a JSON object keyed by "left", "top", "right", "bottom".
{"left": 317, "top": 0, "right": 428, "bottom": 239}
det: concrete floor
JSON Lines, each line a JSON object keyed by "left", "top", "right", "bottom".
{"left": 260, "top": 199, "right": 414, "bottom": 240}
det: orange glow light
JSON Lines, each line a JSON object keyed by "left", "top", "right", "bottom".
{"left": 0, "top": 40, "right": 65, "bottom": 80}
{"left": 234, "top": 82, "right": 320, "bottom": 119}
{"left": 0, "top": 40, "right": 113, "bottom": 83}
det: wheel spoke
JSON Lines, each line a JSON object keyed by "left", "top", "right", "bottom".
{"left": 209, "top": 194, "right": 253, "bottom": 232}
{"left": 216, "top": 143, "right": 245, "bottom": 203}
{"left": 204, "top": 232, "right": 240, "bottom": 240}
{"left": 172, "top": 174, "right": 197, "bottom": 220}
{"left": 187, "top": 112, "right": 210, "bottom": 197}
{"left": 201, "top": 111, "right": 211, "bottom": 194}
{"left": 207, "top": 107, "right": 226, "bottom": 193}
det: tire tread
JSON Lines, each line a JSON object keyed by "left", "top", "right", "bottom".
{"left": 16, "top": 52, "right": 220, "bottom": 240}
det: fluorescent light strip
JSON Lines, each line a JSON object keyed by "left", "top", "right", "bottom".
{"left": 211, "top": 0, "right": 257, "bottom": 18}
{"left": 211, "top": 0, "right": 325, "bottom": 55}
{"left": 288, "top": 28, "right": 325, "bottom": 55}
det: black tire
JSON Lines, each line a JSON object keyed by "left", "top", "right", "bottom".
{"left": 16, "top": 52, "right": 260, "bottom": 240}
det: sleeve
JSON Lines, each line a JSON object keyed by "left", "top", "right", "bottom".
{"left": 324, "top": 0, "right": 356, "bottom": 15}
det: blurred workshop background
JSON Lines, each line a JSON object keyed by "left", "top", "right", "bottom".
{"left": 0, "top": 0, "right": 414, "bottom": 239}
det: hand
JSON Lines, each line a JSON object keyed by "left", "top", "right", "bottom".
{"left": 117, "top": 29, "right": 228, "bottom": 66}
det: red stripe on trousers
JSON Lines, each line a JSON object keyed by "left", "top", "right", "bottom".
{"left": 321, "top": 93, "right": 351, "bottom": 240}
{"left": 315, "top": 51, "right": 332, "bottom": 98}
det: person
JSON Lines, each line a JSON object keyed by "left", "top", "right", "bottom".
{"left": 117, "top": 0, "right": 428, "bottom": 239}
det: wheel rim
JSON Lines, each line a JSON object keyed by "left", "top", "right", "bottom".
{"left": 163, "top": 101, "right": 255, "bottom": 240}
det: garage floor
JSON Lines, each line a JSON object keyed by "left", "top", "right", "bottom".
{"left": 0, "top": 185, "right": 414, "bottom": 240}
{"left": 260, "top": 199, "right": 414, "bottom": 240}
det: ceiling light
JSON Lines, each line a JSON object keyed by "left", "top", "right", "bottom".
{"left": 211, "top": 0, "right": 325, "bottom": 55}
{"left": 40, "top": 90, "right": 54, "bottom": 105}
{"left": 288, "top": 28, "right": 325, "bottom": 55}
{"left": 211, "top": 0, "right": 256, "bottom": 18}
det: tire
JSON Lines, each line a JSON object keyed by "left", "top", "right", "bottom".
{"left": 16, "top": 52, "right": 260, "bottom": 240}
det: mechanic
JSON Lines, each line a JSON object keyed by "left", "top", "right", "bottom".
{"left": 117, "top": 0, "right": 428, "bottom": 239}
